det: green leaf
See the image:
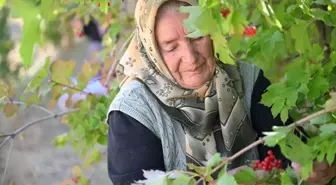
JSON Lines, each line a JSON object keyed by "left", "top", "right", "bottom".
{"left": 216, "top": 173, "right": 237, "bottom": 185}
{"left": 290, "top": 21, "right": 311, "bottom": 53}
{"left": 301, "top": 161, "right": 313, "bottom": 180}
{"left": 309, "top": 43, "right": 324, "bottom": 62}
{"left": 271, "top": 97, "right": 285, "bottom": 118}
{"left": 280, "top": 107, "right": 289, "bottom": 123}
{"left": 99, "top": 0, "right": 109, "bottom": 13}
{"left": 278, "top": 133, "right": 314, "bottom": 165}
{"left": 26, "top": 57, "right": 50, "bottom": 92}
{"left": 172, "top": 175, "right": 194, "bottom": 185}
{"left": 187, "top": 164, "right": 205, "bottom": 175}
{"left": 0, "top": 0, "right": 6, "bottom": 7}
{"left": 307, "top": 75, "right": 329, "bottom": 101}
{"left": 97, "top": 135, "right": 107, "bottom": 145}
{"left": 319, "top": 124, "right": 336, "bottom": 136}
{"left": 20, "top": 17, "right": 41, "bottom": 68}
{"left": 3, "top": 103, "right": 19, "bottom": 117}
{"left": 263, "top": 126, "right": 291, "bottom": 147}
{"left": 326, "top": 142, "right": 336, "bottom": 165}
{"left": 206, "top": 153, "right": 221, "bottom": 173}
{"left": 331, "top": 30, "right": 336, "bottom": 50}
{"left": 51, "top": 60, "right": 76, "bottom": 85}
{"left": 310, "top": 113, "right": 332, "bottom": 125}
{"left": 180, "top": 6, "right": 205, "bottom": 38}
{"left": 324, "top": 52, "right": 336, "bottom": 76}
{"left": 281, "top": 171, "right": 293, "bottom": 185}
{"left": 212, "top": 33, "right": 235, "bottom": 64}
{"left": 233, "top": 168, "right": 257, "bottom": 184}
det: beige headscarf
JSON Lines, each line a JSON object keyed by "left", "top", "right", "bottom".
{"left": 115, "top": 0, "right": 257, "bottom": 164}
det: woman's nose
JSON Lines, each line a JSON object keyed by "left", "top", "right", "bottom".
{"left": 181, "top": 42, "right": 197, "bottom": 63}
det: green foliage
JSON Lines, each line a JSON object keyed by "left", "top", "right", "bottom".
{"left": 2, "top": 0, "right": 336, "bottom": 185}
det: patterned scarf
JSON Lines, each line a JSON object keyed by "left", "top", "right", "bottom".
{"left": 115, "top": 0, "right": 257, "bottom": 165}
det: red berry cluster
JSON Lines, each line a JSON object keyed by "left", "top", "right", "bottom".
{"left": 72, "top": 178, "right": 78, "bottom": 184}
{"left": 243, "top": 26, "right": 257, "bottom": 37}
{"left": 98, "top": 2, "right": 111, "bottom": 7}
{"left": 220, "top": 9, "right": 231, "bottom": 18}
{"left": 253, "top": 150, "right": 282, "bottom": 171}
{"left": 77, "top": 32, "right": 84, "bottom": 38}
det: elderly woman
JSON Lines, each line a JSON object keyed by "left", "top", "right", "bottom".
{"left": 106, "top": 0, "right": 336, "bottom": 184}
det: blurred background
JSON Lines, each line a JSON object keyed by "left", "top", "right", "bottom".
{"left": 0, "top": 1, "right": 136, "bottom": 185}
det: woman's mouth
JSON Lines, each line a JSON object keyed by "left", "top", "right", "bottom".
{"left": 186, "top": 63, "right": 205, "bottom": 73}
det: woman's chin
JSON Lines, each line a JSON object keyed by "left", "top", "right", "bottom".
{"left": 180, "top": 75, "right": 211, "bottom": 89}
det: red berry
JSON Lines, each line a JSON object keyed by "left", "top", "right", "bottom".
{"left": 243, "top": 27, "right": 257, "bottom": 37}
{"left": 255, "top": 160, "right": 261, "bottom": 164}
{"left": 77, "top": 32, "right": 83, "bottom": 38}
{"left": 263, "top": 166, "right": 268, "bottom": 171}
{"left": 257, "top": 163, "right": 263, "bottom": 169}
{"left": 267, "top": 150, "right": 273, "bottom": 156}
{"left": 220, "top": 9, "right": 231, "bottom": 18}
{"left": 98, "top": 2, "right": 101, "bottom": 7}
{"left": 72, "top": 178, "right": 78, "bottom": 184}
{"left": 108, "top": 2, "right": 110, "bottom": 6}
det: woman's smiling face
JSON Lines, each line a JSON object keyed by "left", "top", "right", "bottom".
{"left": 155, "top": 9, "right": 216, "bottom": 89}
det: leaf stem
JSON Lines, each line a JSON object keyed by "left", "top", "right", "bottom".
{"left": 51, "top": 80, "right": 91, "bottom": 95}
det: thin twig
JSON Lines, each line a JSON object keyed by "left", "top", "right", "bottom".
{"left": 196, "top": 105, "right": 336, "bottom": 183}
{"left": 1, "top": 138, "right": 13, "bottom": 185}
{"left": 0, "top": 109, "right": 79, "bottom": 150}
{"left": 51, "top": 80, "right": 91, "bottom": 95}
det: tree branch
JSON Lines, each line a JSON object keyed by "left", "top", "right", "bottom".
{"left": 197, "top": 105, "right": 336, "bottom": 183}
{"left": 0, "top": 109, "right": 79, "bottom": 150}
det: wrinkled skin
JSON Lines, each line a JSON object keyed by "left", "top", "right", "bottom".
{"left": 155, "top": 10, "right": 216, "bottom": 89}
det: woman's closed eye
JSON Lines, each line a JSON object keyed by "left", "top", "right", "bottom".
{"left": 191, "top": 37, "right": 203, "bottom": 42}
{"left": 164, "top": 44, "right": 177, "bottom": 52}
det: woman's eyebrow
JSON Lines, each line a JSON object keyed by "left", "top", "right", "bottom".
{"left": 161, "top": 38, "right": 177, "bottom": 45}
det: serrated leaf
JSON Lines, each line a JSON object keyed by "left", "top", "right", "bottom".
{"left": 307, "top": 75, "right": 329, "bottom": 101}
{"left": 216, "top": 173, "right": 237, "bottom": 185}
{"left": 271, "top": 97, "right": 285, "bottom": 118}
{"left": 319, "top": 124, "right": 336, "bottom": 136}
{"left": 212, "top": 33, "right": 235, "bottom": 64}
{"left": 278, "top": 133, "right": 314, "bottom": 165}
{"left": 309, "top": 44, "right": 324, "bottom": 62}
{"left": 180, "top": 6, "right": 205, "bottom": 38}
{"left": 263, "top": 126, "right": 291, "bottom": 147}
{"left": 290, "top": 21, "right": 311, "bottom": 53}
{"left": 233, "top": 167, "right": 257, "bottom": 184}
{"left": 4, "top": 103, "right": 19, "bottom": 117}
